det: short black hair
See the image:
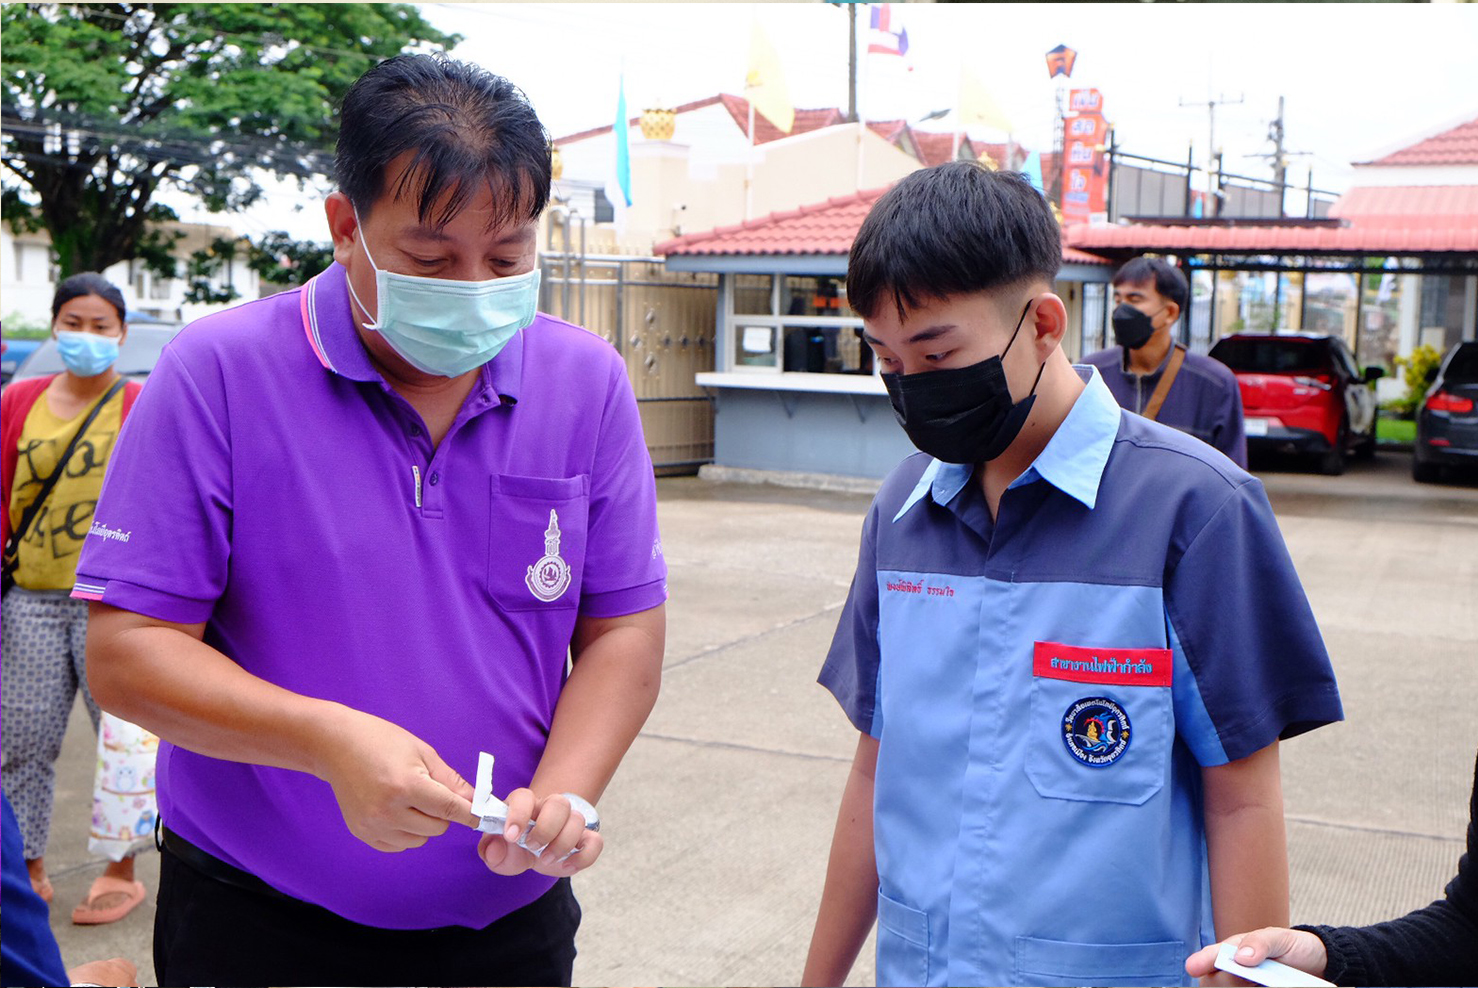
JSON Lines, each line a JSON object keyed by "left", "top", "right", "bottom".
{"left": 52, "top": 272, "right": 125, "bottom": 323}
{"left": 1112, "top": 256, "right": 1188, "bottom": 311}
{"left": 847, "top": 162, "right": 1062, "bottom": 321}
{"left": 335, "top": 54, "right": 551, "bottom": 229}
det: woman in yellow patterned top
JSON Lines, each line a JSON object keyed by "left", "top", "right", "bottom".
{"left": 1, "top": 272, "right": 150, "bottom": 925}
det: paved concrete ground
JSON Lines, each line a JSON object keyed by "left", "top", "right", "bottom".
{"left": 38, "top": 450, "right": 1477, "bottom": 986}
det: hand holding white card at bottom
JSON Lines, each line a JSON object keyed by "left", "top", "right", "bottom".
{"left": 1213, "top": 941, "right": 1335, "bottom": 988}
{"left": 469, "top": 751, "right": 599, "bottom": 861}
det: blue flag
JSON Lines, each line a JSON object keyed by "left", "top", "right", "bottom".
{"left": 1022, "top": 150, "right": 1044, "bottom": 194}
{"left": 610, "top": 76, "right": 632, "bottom": 208}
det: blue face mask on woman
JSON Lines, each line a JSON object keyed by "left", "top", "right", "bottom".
{"left": 55, "top": 331, "right": 121, "bottom": 378}
{"left": 345, "top": 211, "right": 541, "bottom": 378}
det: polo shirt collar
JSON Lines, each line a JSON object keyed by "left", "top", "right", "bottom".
{"left": 1017, "top": 365, "right": 1119, "bottom": 510}
{"left": 892, "top": 364, "right": 1120, "bottom": 522}
{"left": 300, "top": 263, "right": 524, "bottom": 402}
{"left": 1120, "top": 339, "right": 1176, "bottom": 378}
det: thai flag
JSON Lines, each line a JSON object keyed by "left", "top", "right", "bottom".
{"left": 868, "top": 4, "right": 908, "bottom": 58}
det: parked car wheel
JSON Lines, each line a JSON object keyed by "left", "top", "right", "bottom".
{"left": 1318, "top": 420, "right": 1348, "bottom": 475}
{"left": 1412, "top": 457, "right": 1441, "bottom": 484}
{"left": 1353, "top": 429, "right": 1378, "bottom": 460}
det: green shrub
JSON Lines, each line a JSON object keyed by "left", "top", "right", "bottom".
{"left": 1386, "top": 344, "right": 1443, "bottom": 419}
{"left": 1, "top": 311, "right": 50, "bottom": 339}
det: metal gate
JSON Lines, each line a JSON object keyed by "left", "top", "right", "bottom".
{"left": 539, "top": 243, "right": 718, "bottom": 474}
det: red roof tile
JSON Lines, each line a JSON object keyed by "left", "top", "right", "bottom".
{"left": 1329, "top": 185, "right": 1478, "bottom": 229}
{"left": 1064, "top": 221, "right": 1478, "bottom": 254}
{"left": 970, "top": 141, "right": 1014, "bottom": 169}
{"left": 655, "top": 186, "right": 1109, "bottom": 266}
{"left": 1361, "top": 115, "right": 1478, "bottom": 167}
{"left": 908, "top": 129, "right": 961, "bottom": 168}
{"left": 718, "top": 95, "right": 846, "bottom": 145}
{"left": 867, "top": 119, "right": 908, "bottom": 142}
{"left": 657, "top": 188, "right": 890, "bottom": 256}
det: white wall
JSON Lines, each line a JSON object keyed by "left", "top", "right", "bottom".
{"left": 1, "top": 224, "right": 260, "bottom": 327}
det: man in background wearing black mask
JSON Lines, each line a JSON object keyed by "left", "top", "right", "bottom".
{"left": 1083, "top": 256, "right": 1247, "bottom": 467}
{"left": 803, "top": 162, "right": 1340, "bottom": 988}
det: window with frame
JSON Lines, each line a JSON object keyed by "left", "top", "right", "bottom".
{"left": 730, "top": 273, "right": 871, "bottom": 375}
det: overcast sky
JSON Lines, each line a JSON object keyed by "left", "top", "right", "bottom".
{"left": 195, "top": 2, "right": 1478, "bottom": 241}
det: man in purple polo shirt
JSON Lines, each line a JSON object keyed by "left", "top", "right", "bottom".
{"left": 76, "top": 55, "right": 666, "bottom": 985}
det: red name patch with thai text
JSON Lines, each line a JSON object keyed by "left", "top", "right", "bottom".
{"left": 1032, "top": 640, "right": 1173, "bottom": 687}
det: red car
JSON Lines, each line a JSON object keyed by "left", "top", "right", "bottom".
{"left": 1208, "top": 333, "right": 1384, "bottom": 475}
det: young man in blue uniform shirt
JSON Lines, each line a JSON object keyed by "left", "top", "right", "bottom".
{"left": 1083, "top": 256, "right": 1248, "bottom": 467}
{"left": 802, "top": 162, "right": 1342, "bottom": 988}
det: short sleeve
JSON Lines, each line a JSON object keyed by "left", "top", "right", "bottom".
{"left": 576, "top": 353, "right": 667, "bottom": 618}
{"left": 819, "top": 506, "right": 883, "bottom": 738}
{"left": 1212, "top": 371, "right": 1248, "bottom": 468}
{"left": 1165, "top": 478, "right": 1342, "bottom": 765}
{"left": 72, "top": 347, "right": 232, "bottom": 624}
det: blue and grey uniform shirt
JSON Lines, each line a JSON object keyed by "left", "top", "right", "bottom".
{"left": 820, "top": 366, "right": 1341, "bottom": 988}
{"left": 1084, "top": 344, "right": 1248, "bottom": 467}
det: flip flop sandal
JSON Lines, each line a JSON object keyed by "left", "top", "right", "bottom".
{"left": 70, "top": 876, "right": 146, "bottom": 925}
{"left": 31, "top": 876, "right": 54, "bottom": 904}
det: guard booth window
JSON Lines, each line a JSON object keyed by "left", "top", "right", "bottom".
{"left": 727, "top": 273, "right": 871, "bottom": 375}
{"left": 782, "top": 276, "right": 871, "bottom": 375}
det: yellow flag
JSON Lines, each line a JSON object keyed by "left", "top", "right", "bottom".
{"left": 746, "top": 20, "right": 794, "bottom": 134}
{"left": 959, "top": 70, "right": 1013, "bottom": 133}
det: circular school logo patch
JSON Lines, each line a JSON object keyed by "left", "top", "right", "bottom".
{"left": 1062, "top": 696, "right": 1131, "bottom": 767}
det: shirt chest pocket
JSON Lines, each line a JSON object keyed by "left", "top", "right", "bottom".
{"left": 1024, "top": 641, "right": 1172, "bottom": 807}
{"left": 488, "top": 474, "right": 590, "bottom": 612}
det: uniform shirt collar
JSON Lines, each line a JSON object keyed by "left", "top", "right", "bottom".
{"left": 1012, "top": 365, "right": 1119, "bottom": 509}
{"left": 300, "top": 262, "right": 523, "bottom": 402}
{"left": 893, "top": 364, "right": 1120, "bottom": 522}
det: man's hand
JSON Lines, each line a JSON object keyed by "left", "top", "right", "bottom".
{"left": 1186, "top": 929, "right": 1329, "bottom": 985}
{"left": 477, "top": 789, "right": 603, "bottom": 877}
{"left": 67, "top": 956, "right": 139, "bottom": 987}
{"left": 314, "top": 707, "right": 479, "bottom": 852}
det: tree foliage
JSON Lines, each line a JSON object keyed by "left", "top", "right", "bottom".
{"left": 1386, "top": 343, "right": 1444, "bottom": 419}
{"left": 1, "top": 3, "right": 457, "bottom": 279}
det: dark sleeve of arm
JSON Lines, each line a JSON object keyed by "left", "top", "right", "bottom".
{"left": 818, "top": 505, "right": 883, "bottom": 738}
{"left": 1298, "top": 752, "right": 1478, "bottom": 987}
{"left": 1213, "top": 370, "right": 1248, "bottom": 468}
{"left": 1163, "top": 477, "right": 1342, "bottom": 763}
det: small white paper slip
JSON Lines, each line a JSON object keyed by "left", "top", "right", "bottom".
{"left": 1214, "top": 941, "right": 1336, "bottom": 988}
{"left": 471, "top": 751, "right": 510, "bottom": 835}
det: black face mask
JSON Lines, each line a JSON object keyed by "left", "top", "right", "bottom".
{"left": 1111, "top": 303, "right": 1163, "bottom": 351}
{"left": 881, "top": 300, "right": 1045, "bottom": 465}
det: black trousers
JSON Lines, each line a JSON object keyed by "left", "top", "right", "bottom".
{"left": 154, "top": 839, "right": 580, "bottom": 987}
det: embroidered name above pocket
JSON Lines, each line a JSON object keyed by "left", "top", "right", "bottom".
{"left": 1032, "top": 640, "right": 1172, "bottom": 687}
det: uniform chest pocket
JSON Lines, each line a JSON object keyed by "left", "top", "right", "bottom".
{"left": 1024, "top": 640, "right": 1172, "bottom": 806}
{"left": 488, "top": 474, "right": 590, "bottom": 612}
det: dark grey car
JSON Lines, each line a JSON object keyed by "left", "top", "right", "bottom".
{"left": 1413, "top": 341, "right": 1478, "bottom": 483}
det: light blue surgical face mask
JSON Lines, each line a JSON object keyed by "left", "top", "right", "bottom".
{"left": 55, "top": 330, "right": 121, "bottom": 378}
{"left": 345, "top": 210, "right": 541, "bottom": 378}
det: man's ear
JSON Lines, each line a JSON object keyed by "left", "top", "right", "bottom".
{"left": 1159, "top": 300, "right": 1181, "bottom": 327}
{"left": 325, "top": 192, "right": 359, "bottom": 269}
{"left": 1030, "top": 292, "right": 1069, "bottom": 357}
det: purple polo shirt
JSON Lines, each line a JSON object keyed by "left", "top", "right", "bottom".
{"left": 72, "top": 263, "right": 667, "bottom": 929}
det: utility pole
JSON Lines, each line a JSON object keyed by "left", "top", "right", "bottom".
{"left": 848, "top": 2, "right": 858, "bottom": 122}
{"left": 1180, "top": 91, "right": 1242, "bottom": 209}
{"left": 1246, "top": 96, "right": 1311, "bottom": 218}
{"left": 1269, "top": 95, "right": 1286, "bottom": 200}
{"left": 828, "top": 1, "right": 859, "bottom": 123}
